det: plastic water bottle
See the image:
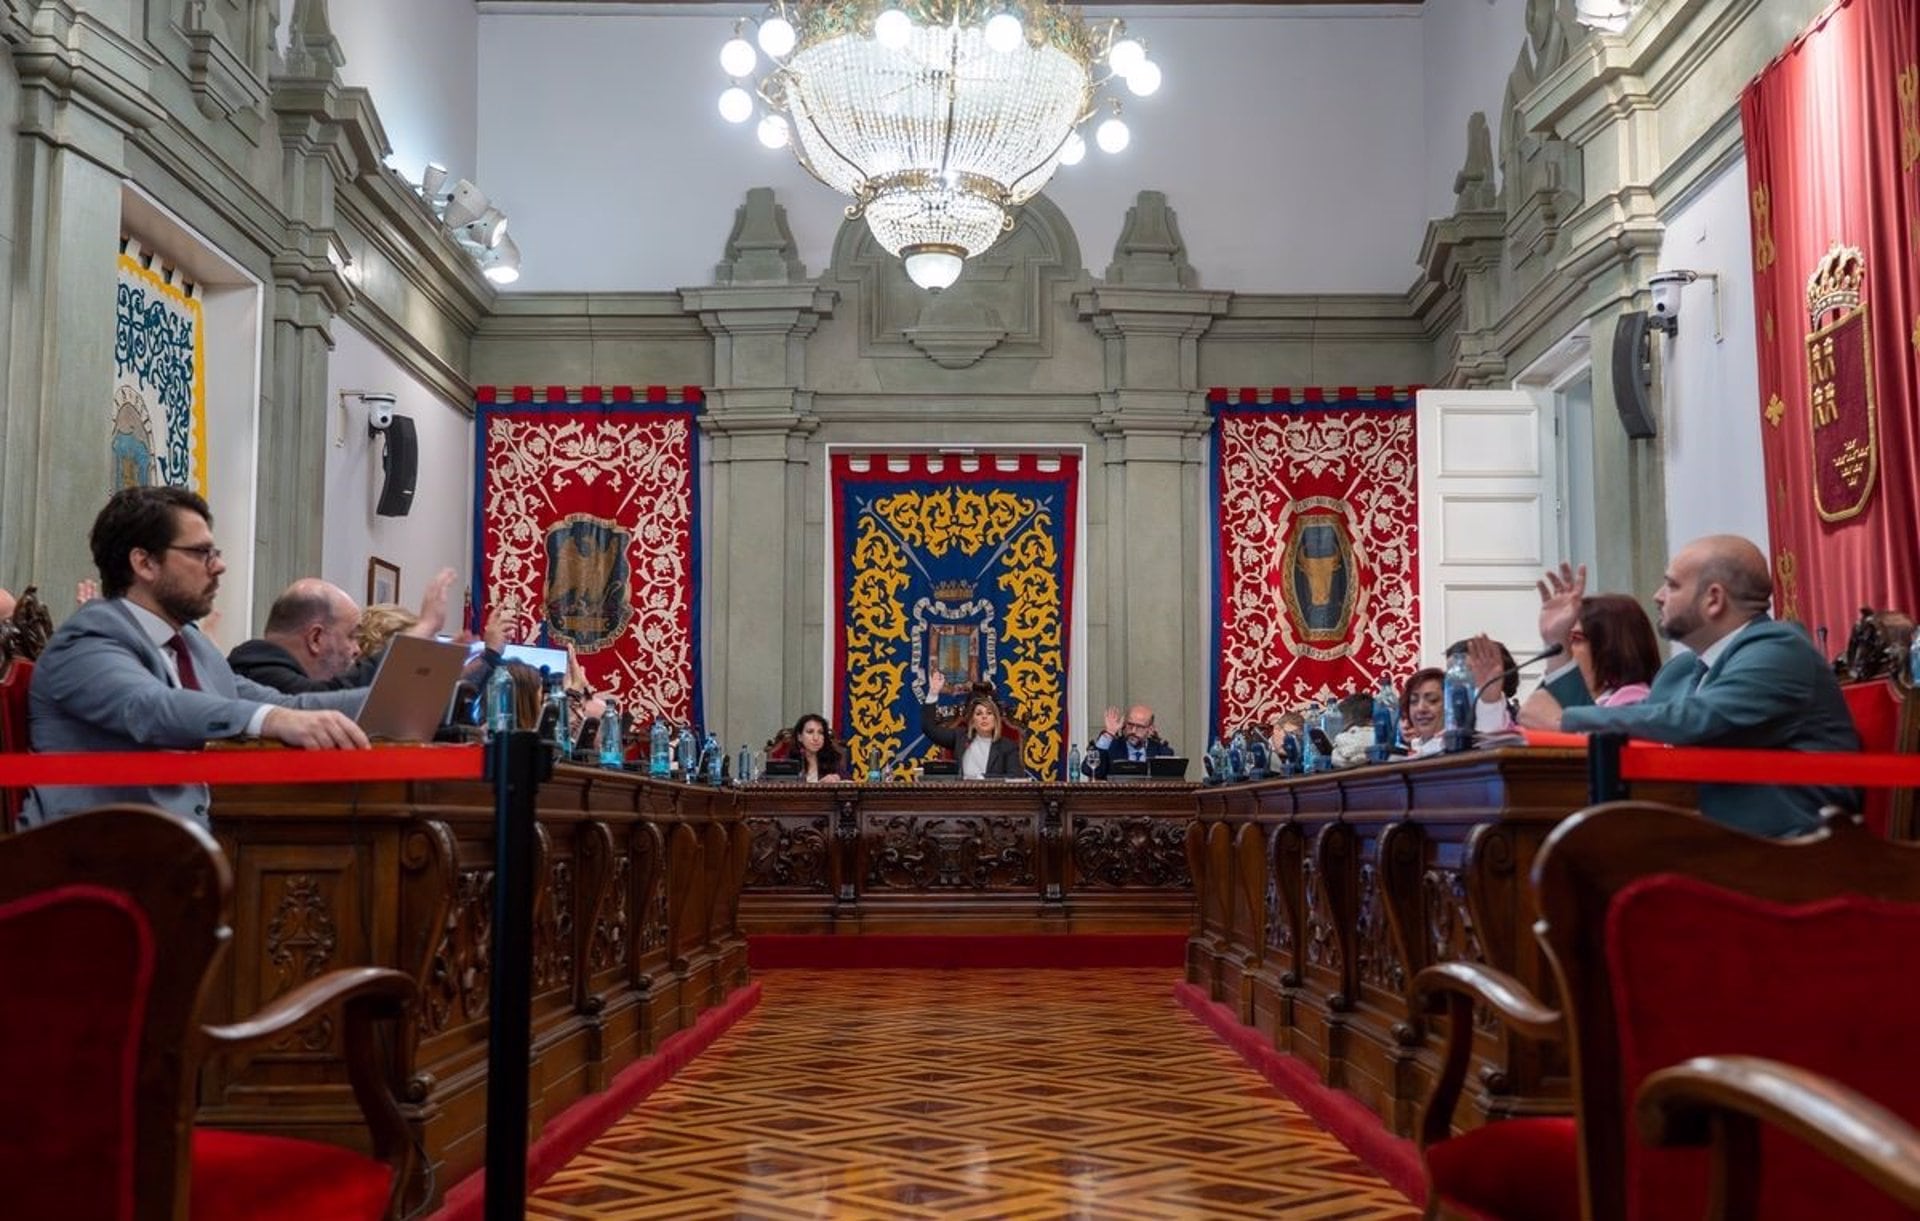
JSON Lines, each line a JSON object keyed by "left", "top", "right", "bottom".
{"left": 1281, "top": 727, "right": 1302, "bottom": 777}
{"left": 485, "top": 664, "right": 515, "bottom": 738}
{"left": 1067, "top": 741, "right": 1083, "bottom": 782}
{"left": 1247, "top": 734, "right": 1269, "bottom": 779}
{"left": 1206, "top": 736, "right": 1228, "bottom": 784}
{"left": 677, "top": 727, "right": 697, "bottom": 779}
{"left": 1301, "top": 704, "right": 1324, "bottom": 774}
{"left": 597, "top": 700, "right": 623, "bottom": 769}
{"left": 1443, "top": 649, "right": 1476, "bottom": 753}
{"left": 1371, "top": 675, "right": 1398, "bottom": 764}
{"left": 866, "top": 742, "right": 883, "bottom": 784}
{"left": 649, "top": 716, "right": 670, "bottom": 778}
{"left": 1228, "top": 731, "right": 1247, "bottom": 781}
{"left": 736, "top": 743, "right": 752, "bottom": 785}
{"left": 704, "top": 733, "right": 723, "bottom": 784}
{"left": 548, "top": 679, "right": 573, "bottom": 758}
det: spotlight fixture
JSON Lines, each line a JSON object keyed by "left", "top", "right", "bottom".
{"left": 480, "top": 235, "right": 522, "bottom": 285}
{"left": 405, "top": 161, "right": 525, "bottom": 287}
{"left": 441, "top": 179, "right": 490, "bottom": 229}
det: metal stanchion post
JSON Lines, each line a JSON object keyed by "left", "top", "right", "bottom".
{"left": 485, "top": 730, "right": 549, "bottom": 1221}
{"left": 1587, "top": 732, "right": 1628, "bottom": 805}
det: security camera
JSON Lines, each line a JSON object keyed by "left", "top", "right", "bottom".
{"left": 1647, "top": 269, "right": 1698, "bottom": 334}
{"left": 362, "top": 392, "right": 397, "bottom": 432}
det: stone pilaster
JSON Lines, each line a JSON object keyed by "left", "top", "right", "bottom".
{"left": 682, "top": 271, "right": 836, "bottom": 749}
{"left": 1074, "top": 285, "right": 1228, "bottom": 753}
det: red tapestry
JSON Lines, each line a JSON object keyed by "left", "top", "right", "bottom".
{"left": 1210, "top": 391, "right": 1420, "bottom": 734}
{"left": 475, "top": 387, "right": 702, "bottom": 725}
{"left": 1742, "top": 0, "right": 1920, "bottom": 638}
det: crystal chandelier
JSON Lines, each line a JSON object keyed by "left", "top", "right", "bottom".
{"left": 718, "top": 0, "right": 1160, "bottom": 291}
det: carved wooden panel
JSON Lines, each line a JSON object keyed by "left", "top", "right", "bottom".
{"left": 745, "top": 814, "right": 832, "bottom": 890}
{"left": 1071, "top": 814, "right": 1191, "bottom": 888}
{"left": 864, "top": 814, "right": 1036, "bottom": 890}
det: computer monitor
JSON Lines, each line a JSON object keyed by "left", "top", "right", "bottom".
{"left": 921, "top": 759, "right": 960, "bottom": 778}
{"left": 1148, "top": 755, "right": 1190, "bottom": 781}
{"left": 1106, "top": 759, "right": 1149, "bottom": 779}
{"left": 761, "top": 759, "right": 803, "bottom": 780}
{"left": 499, "top": 642, "right": 569, "bottom": 677}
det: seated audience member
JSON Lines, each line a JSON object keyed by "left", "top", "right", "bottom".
{"left": 1401, "top": 667, "right": 1446, "bottom": 757}
{"left": 1267, "top": 709, "right": 1306, "bottom": 757}
{"left": 230, "top": 571, "right": 458, "bottom": 693}
{"left": 922, "top": 670, "right": 1021, "bottom": 779}
{"left": 1518, "top": 534, "right": 1859, "bottom": 836}
{"left": 1469, "top": 594, "right": 1660, "bottom": 731}
{"left": 25, "top": 487, "right": 368, "bottom": 828}
{"left": 786, "top": 713, "right": 843, "bottom": 782}
{"left": 1087, "top": 702, "right": 1175, "bottom": 775}
{"left": 356, "top": 602, "right": 419, "bottom": 657}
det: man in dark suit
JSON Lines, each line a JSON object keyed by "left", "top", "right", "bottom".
{"left": 1086, "top": 703, "right": 1176, "bottom": 777}
{"left": 228, "top": 570, "right": 458, "bottom": 694}
{"left": 25, "top": 487, "right": 369, "bottom": 828}
{"left": 1518, "top": 534, "right": 1858, "bottom": 836}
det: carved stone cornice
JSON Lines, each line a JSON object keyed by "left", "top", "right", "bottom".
{"left": 8, "top": 7, "right": 168, "bottom": 152}
{"left": 1076, "top": 286, "right": 1228, "bottom": 437}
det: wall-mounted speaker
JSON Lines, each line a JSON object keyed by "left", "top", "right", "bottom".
{"left": 375, "top": 414, "right": 418, "bottom": 517}
{"left": 1610, "top": 310, "right": 1658, "bottom": 440}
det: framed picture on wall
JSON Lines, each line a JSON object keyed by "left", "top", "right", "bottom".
{"left": 367, "top": 556, "right": 400, "bottom": 606}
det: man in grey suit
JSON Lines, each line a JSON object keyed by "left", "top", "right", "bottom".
{"left": 24, "top": 486, "right": 369, "bottom": 827}
{"left": 1518, "top": 534, "right": 1859, "bottom": 837}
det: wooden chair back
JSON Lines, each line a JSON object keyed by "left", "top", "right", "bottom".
{"left": 1533, "top": 803, "right": 1920, "bottom": 1220}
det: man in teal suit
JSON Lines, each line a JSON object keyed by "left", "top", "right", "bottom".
{"left": 1518, "top": 535, "right": 1858, "bottom": 837}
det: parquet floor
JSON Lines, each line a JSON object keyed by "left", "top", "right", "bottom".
{"left": 528, "top": 969, "right": 1417, "bottom": 1219}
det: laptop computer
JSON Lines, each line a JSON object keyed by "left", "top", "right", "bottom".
{"left": 921, "top": 759, "right": 959, "bottom": 778}
{"left": 355, "top": 635, "right": 471, "bottom": 742}
{"left": 761, "top": 758, "right": 803, "bottom": 780}
{"left": 1106, "top": 758, "right": 1149, "bottom": 779}
{"left": 1147, "top": 755, "right": 1190, "bottom": 781}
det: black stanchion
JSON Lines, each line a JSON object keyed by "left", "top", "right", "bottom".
{"left": 485, "top": 730, "right": 549, "bottom": 1221}
{"left": 1587, "top": 732, "right": 1628, "bottom": 805}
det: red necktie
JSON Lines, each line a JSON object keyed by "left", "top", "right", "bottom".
{"left": 167, "top": 633, "right": 202, "bottom": 691}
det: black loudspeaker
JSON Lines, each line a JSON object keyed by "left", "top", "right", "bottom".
{"left": 1610, "top": 310, "right": 1658, "bottom": 440}
{"left": 375, "top": 414, "right": 418, "bottom": 517}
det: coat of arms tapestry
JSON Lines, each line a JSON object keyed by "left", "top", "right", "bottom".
{"left": 1209, "top": 390, "right": 1420, "bottom": 736}
{"left": 475, "top": 386, "right": 703, "bottom": 727}
{"left": 831, "top": 452, "right": 1078, "bottom": 780}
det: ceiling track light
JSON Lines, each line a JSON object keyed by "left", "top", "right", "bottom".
{"left": 403, "top": 161, "right": 524, "bottom": 288}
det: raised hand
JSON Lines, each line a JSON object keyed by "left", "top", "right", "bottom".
{"left": 1536, "top": 561, "right": 1587, "bottom": 650}
{"left": 75, "top": 579, "right": 98, "bottom": 605}
{"left": 1103, "top": 706, "right": 1123, "bottom": 737}
{"left": 928, "top": 669, "right": 946, "bottom": 699}
{"left": 1465, "top": 635, "right": 1507, "bottom": 704}
{"left": 261, "top": 707, "right": 371, "bottom": 750}
{"left": 483, "top": 596, "right": 517, "bottom": 651}
{"left": 414, "top": 567, "right": 458, "bottom": 636}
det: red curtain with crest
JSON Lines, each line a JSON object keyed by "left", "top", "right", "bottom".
{"left": 1742, "top": 0, "right": 1920, "bottom": 638}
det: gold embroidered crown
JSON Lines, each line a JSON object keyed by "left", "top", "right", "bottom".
{"left": 932, "top": 579, "right": 975, "bottom": 602}
{"left": 1805, "top": 243, "right": 1865, "bottom": 321}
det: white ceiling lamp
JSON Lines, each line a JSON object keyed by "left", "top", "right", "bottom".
{"left": 720, "top": 0, "right": 1161, "bottom": 291}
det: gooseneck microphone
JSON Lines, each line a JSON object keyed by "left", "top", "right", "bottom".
{"left": 1473, "top": 642, "right": 1566, "bottom": 701}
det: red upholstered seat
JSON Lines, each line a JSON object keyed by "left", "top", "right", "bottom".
{"left": 0, "top": 806, "right": 417, "bottom": 1220}
{"left": 1417, "top": 804, "right": 1920, "bottom": 1221}
{"left": 1837, "top": 678, "right": 1918, "bottom": 837}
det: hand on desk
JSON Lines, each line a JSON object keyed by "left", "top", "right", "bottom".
{"left": 263, "top": 707, "right": 371, "bottom": 750}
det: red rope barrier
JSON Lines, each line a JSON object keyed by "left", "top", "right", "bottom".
{"left": 0, "top": 745, "right": 486, "bottom": 788}
{"left": 1619, "top": 743, "right": 1920, "bottom": 788}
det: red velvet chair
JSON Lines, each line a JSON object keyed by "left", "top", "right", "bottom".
{"left": 1838, "top": 677, "right": 1920, "bottom": 838}
{"left": 1416, "top": 802, "right": 1920, "bottom": 1221}
{"left": 0, "top": 658, "right": 32, "bottom": 834}
{"left": 0, "top": 805, "right": 418, "bottom": 1220}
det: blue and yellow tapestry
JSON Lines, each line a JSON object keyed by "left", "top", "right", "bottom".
{"left": 113, "top": 242, "right": 207, "bottom": 493}
{"left": 831, "top": 453, "right": 1079, "bottom": 780}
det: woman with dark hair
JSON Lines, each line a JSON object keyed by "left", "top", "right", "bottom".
{"left": 922, "top": 670, "right": 1021, "bottom": 778}
{"left": 789, "top": 713, "right": 843, "bottom": 782}
{"left": 1564, "top": 593, "right": 1660, "bottom": 706}
{"left": 1400, "top": 667, "right": 1446, "bottom": 756}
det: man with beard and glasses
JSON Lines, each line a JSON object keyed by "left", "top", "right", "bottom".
{"left": 1516, "top": 534, "right": 1859, "bottom": 837}
{"left": 23, "top": 486, "right": 369, "bottom": 828}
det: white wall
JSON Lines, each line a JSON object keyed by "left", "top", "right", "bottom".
{"left": 1419, "top": 0, "right": 1528, "bottom": 222}
{"left": 1658, "top": 157, "right": 1768, "bottom": 553}
{"left": 330, "top": 0, "right": 480, "bottom": 186}
{"left": 477, "top": 7, "right": 1427, "bottom": 293}
{"left": 323, "top": 327, "right": 476, "bottom": 620}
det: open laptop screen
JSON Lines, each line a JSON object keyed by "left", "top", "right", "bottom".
{"left": 355, "top": 635, "right": 470, "bottom": 742}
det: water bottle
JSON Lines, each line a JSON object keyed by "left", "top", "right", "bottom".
{"left": 1281, "top": 727, "right": 1302, "bottom": 777}
{"left": 736, "top": 743, "right": 752, "bottom": 785}
{"left": 1067, "top": 740, "right": 1083, "bottom": 782}
{"left": 1443, "top": 649, "right": 1476, "bottom": 753}
{"left": 704, "top": 733, "right": 723, "bottom": 785}
{"left": 1206, "top": 736, "right": 1228, "bottom": 784}
{"left": 865, "top": 741, "right": 883, "bottom": 784}
{"left": 485, "top": 664, "right": 516, "bottom": 738}
{"left": 597, "top": 700, "right": 623, "bottom": 769}
{"left": 1228, "top": 731, "right": 1247, "bottom": 782}
{"left": 1247, "top": 733, "right": 1269, "bottom": 779}
{"left": 548, "top": 678, "right": 573, "bottom": 758}
{"left": 1370, "top": 675, "right": 1398, "bottom": 764}
{"left": 1301, "top": 704, "right": 1324, "bottom": 774}
{"left": 649, "top": 716, "right": 670, "bottom": 778}
{"left": 676, "top": 727, "right": 697, "bottom": 779}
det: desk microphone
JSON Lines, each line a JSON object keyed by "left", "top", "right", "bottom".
{"left": 1474, "top": 642, "right": 1565, "bottom": 701}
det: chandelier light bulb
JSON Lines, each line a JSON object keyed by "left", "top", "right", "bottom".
{"left": 984, "top": 13, "right": 1023, "bottom": 53}
{"left": 757, "top": 15, "right": 796, "bottom": 56}
{"left": 1108, "top": 38, "right": 1145, "bottom": 77}
{"left": 720, "top": 37, "right": 757, "bottom": 77}
{"left": 718, "top": 87, "right": 754, "bottom": 123}
{"left": 902, "top": 246, "right": 965, "bottom": 292}
{"left": 1125, "top": 59, "right": 1161, "bottom": 97}
{"left": 757, "top": 113, "right": 791, "bottom": 148}
{"left": 874, "top": 9, "right": 911, "bottom": 49}
{"left": 1096, "top": 117, "right": 1130, "bottom": 154}
{"left": 1059, "top": 131, "right": 1086, "bottom": 166}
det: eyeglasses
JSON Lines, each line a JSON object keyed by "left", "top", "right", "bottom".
{"left": 1123, "top": 721, "right": 1153, "bottom": 733}
{"left": 160, "top": 543, "right": 223, "bottom": 566}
